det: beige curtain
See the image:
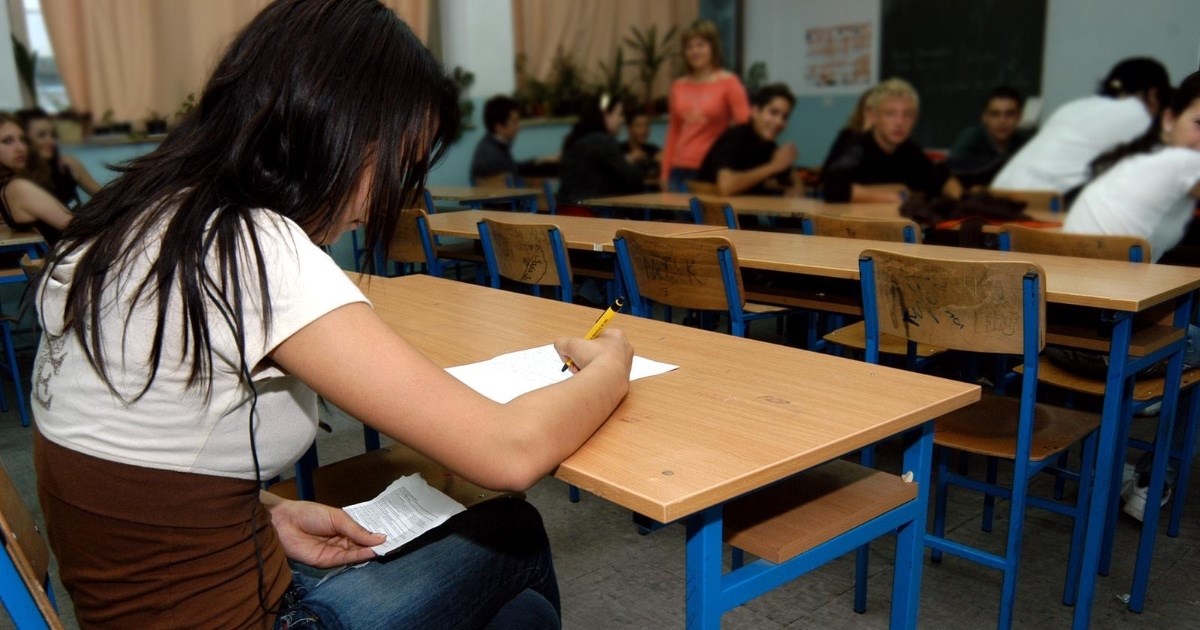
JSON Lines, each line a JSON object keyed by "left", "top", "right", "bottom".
{"left": 513, "top": 0, "right": 698, "bottom": 106}
{"left": 40, "top": 0, "right": 430, "bottom": 124}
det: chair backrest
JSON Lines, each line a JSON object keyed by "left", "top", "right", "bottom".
{"left": 0, "top": 460, "right": 64, "bottom": 629}
{"left": 519, "top": 177, "right": 559, "bottom": 214}
{"left": 386, "top": 208, "right": 440, "bottom": 274}
{"left": 1000, "top": 224, "right": 1150, "bottom": 263}
{"left": 478, "top": 218, "right": 573, "bottom": 299}
{"left": 988, "top": 188, "right": 1063, "bottom": 212}
{"left": 859, "top": 248, "right": 1045, "bottom": 357}
{"left": 685, "top": 180, "right": 720, "bottom": 195}
{"left": 613, "top": 229, "right": 743, "bottom": 313}
{"left": 688, "top": 197, "right": 739, "bottom": 229}
{"left": 803, "top": 215, "right": 921, "bottom": 243}
{"left": 422, "top": 189, "right": 437, "bottom": 215}
{"left": 473, "top": 173, "right": 514, "bottom": 188}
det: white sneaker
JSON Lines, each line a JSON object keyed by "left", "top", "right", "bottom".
{"left": 1122, "top": 479, "right": 1172, "bottom": 522}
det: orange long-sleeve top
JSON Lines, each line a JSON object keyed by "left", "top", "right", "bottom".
{"left": 661, "top": 72, "right": 751, "bottom": 179}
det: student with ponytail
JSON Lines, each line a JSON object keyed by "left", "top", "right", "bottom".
{"left": 993, "top": 57, "right": 1171, "bottom": 197}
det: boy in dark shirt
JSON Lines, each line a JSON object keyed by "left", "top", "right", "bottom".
{"left": 697, "top": 83, "right": 799, "bottom": 196}
{"left": 947, "top": 85, "right": 1031, "bottom": 188}
{"left": 469, "top": 96, "right": 556, "bottom": 183}
{"left": 620, "top": 110, "right": 661, "bottom": 180}
{"left": 822, "top": 78, "right": 954, "bottom": 203}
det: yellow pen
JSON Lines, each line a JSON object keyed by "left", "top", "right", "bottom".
{"left": 562, "top": 297, "right": 625, "bottom": 372}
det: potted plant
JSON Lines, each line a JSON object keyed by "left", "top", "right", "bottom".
{"left": 450, "top": 66, "right": 475, "bottom": 141}
{"left": 93, "top": 110, "right": 116, "bottom": 136}
{"left": 624, "top": 24, "right": 678, "bottom": 113}
{"left": 144, "top": 111, "right": 168, "bottom": 135}
{"left": 175, "top": 93, "right": 198, "bottom": 126}
{"left": 596, "top": 48, "right": 633, "bottom": 104}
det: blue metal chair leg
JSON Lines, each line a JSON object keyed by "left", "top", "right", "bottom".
{"left": 982, "top": 456, "right": 999, "bottom": 533}
{"left": 1063, "top": 430, "right": 1098, "bottom": 606}
{"left": 931, "top": 448, "right": 951, "bottom": 563}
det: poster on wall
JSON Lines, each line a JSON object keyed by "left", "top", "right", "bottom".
{"left": 793, "top": 0, "right": 880, "bottom": 96}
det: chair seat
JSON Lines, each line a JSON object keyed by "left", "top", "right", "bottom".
{"left": 745, "top": 301, "right": 793, "bottom": 315}
{"left": 822, "top": 321, "right": 946, "bottom": 357}
{"left": 724, "top": 459, "right": 916, "bottom": 563}
{"left": 935, "top": 394, "right": 1099, "bottom": 462}
{"left": 1017, "top": 358, "right": 1200, "bottom": 401}
{"left": 269, "top": 442, "right": 517, "bottom": 508}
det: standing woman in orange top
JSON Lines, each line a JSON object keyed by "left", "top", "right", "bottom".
{"left": 661, "top": 20, "right": 751, "bottom": 192}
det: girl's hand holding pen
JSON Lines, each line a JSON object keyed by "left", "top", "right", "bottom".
{"left": 554, "top": 329, "right": 634, "bottom": 376}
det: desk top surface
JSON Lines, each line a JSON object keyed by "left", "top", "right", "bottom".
{"left": 0, "top": 225, "right": 45, "bottom": 247}
{"left": 678, "top": 229, "right": 1200, "bottom": 312}
{"left": 427, "top": 186, "right": 542, "bottom": 202}
{"left": 361, "top": 274, "right": 979, "bottom": 522}
{"left": 426, "top": 209, "right": 722, "bottom": 250}
{"left": 581, "top": 191, "right": 1061, "bottom": 224}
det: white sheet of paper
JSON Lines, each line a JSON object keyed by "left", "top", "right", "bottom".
{"left": 446, "top": 344, "right": 678, "bottom": 404}
{"left": 343, "top": 474, "right": 466, "bottom": 556}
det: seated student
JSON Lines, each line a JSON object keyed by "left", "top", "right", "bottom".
{"left": 1064, "top": 71, "right": 1200, "bottom": 263}
{"left": 821, "top": 78, "right": 952, "bottom": 203}
{"left": 620, "top": 109, "right": 661, "bottom": 181}
{"left": 992, "top": 57, "right": 1170, "bottom": 196}
{"left": 469, "top": 95, "right": 555, "bottom": 184}
{"left": 0, "top": 112, "right": 74, "bottom": 246}
{"left": 946, "top": 85, "right": 1031, "bottom": 189}
{"left": 555, "top": 94, "right": 645, "bottom": 212}
{"left": 17, "top": 108, "right": 102, "bottom": 208}
{"left": 695, "top": 83, "right": 799, "bottom": 196}
{"left": 820, "top": 85, "right": 876, "bottom": 175}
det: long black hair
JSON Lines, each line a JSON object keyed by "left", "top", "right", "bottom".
{"left": 562, "top": 94, "right": 621, "bottom": 153}
{"left": 1090, "top": 71, "right": 1199, "bottom": 178}
{"left": 1098, "top": 57, "right": 1171, "bottom": 102}
{"left": 43, "top": 0, "right": 459, "bottom": 400}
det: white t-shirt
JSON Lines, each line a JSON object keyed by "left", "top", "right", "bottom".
{"left": 992, "top": 96, "right": 1151, "bottom": 193}
{"left": 1064, "top": 147, "right": 1200, "bottom": 262}
{"left": 33, "top": 209, "right": 369, "bottom": 479}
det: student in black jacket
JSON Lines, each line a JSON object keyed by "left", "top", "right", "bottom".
{"left": 556, "top": 95, "right": 645, "bottom": 210}
{"left": 469, "top": 96, "right": 556, "bottom": 183}
{"left": 696, "top": 83, "right": 799, "bottom": 196}
{"left": 822, "top": 78, "right": 956, "bottom": 203}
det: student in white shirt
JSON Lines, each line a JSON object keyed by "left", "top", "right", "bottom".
{"left": 993, "top": 57, "right": 1171, "bottom": 197}
{"left": 1065, "top": 71, "right": 1200, "bottom": 262}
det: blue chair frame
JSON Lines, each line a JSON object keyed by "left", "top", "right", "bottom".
{"left": 687, "top": 197, "right": 737, "bottom": 229}
{"left": 477, "top": 220, "right": 573, "bottom": 304}
{"left": 857, "top": 250, "right": 1098, "bottom": 629}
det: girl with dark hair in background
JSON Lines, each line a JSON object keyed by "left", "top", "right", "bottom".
{"left": 16, "top": 108, "right": 101, "bottom": 208}
{"left": 660, "top": 20, "right": 750, "bottom": 192}
{"left": 993, "top": 56, "right": 1172, "bottom": 197}
{"left": 556, "top": 94, "right": 645, "bottom": 212}
{"left": 33, "top": 1, "right": 633, "bottom": 628}
{"left": 0, "top": 113, "right": 73, "bottom": 245}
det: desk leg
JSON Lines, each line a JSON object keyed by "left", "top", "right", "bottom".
{"left": 893, "top": 422, "right": 933, "bottom": 630}
{"left": 685, "top": 505, "right": 724, "bottom": 630}
{"left": 1071, "top": 313, "right": 1133, "bottom": 630}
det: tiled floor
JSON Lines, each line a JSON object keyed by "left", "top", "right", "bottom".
{"left": 3, "top": 313, "right": 1200, "bottom": 629}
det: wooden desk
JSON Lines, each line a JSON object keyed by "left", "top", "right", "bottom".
{"left": 427, "top": 186, "right": 542, "bottom": 211}
{"left": 603, "top": 228, "right": 1200, "bottom": 627}
{"left": 361, "top": 274, "right": 979, "bottom": 628}
{"left": 582, "top": 192, "right": 1062, "bottom": 226}
{"left": 425, "top": 209, "right": 723, "bottom": 251}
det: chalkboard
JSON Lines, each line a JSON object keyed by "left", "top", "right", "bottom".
{"left": 881, "top": 0, "right": 1046, "bottom": 149}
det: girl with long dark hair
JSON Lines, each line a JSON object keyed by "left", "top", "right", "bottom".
{"left": 16, "top": 108, "right": 102, "bottom": 209}
{"left": 0, "top": 113, "right": 73, "bottom": 244}
{"left": 33, "top": 1, "right": 633, "bottom": 627}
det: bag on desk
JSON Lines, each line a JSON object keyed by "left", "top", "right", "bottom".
{"left": 901, "top": 192, "right": 1031, "bottom": 248}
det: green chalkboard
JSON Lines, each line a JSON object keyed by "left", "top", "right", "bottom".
{"left": 881, "top": 0, "right": 1046, "bottom": 149}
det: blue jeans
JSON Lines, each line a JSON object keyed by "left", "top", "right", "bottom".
{"left": 274, "top": 498, "right": 560, "bottom": 629}
{"left": 667, "top": 167, "right": 700, "bottom": 193}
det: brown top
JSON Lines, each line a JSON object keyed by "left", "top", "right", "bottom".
{"left": 34, "top": 432, "right": 290, "bottom": 629}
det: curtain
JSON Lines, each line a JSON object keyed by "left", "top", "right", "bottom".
{"left": 513, "top": 0, "right": 698, "bottom": 107}
{"left": 39, "top": 0, "right": 430, "bottom": 125}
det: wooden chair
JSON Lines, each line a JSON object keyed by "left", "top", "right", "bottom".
{"left": 807, "top": 216, "right": 944, "bottom": 365}
{"left": 1000, "top": 224, "right": 1149, "bottom": 262}
{"left": 516, "top": 176, "right": 559, "bottom": 214}
{"left": 857, "top": 249, "right": 1097, "bottom": 630}
{"left": 688, "top": 196, "right": 738, "bottom": 228}
{"left": 802, "top": 215, "right": 921, "bottom": 243}
{"left": 477, "top": 218, "right": 573, "bottom": 303}
{"left": 988, "top": 188, "right": 1064, "bottom": 212}
{"left": 684, "top": 180, "right": 719, "bottom": 195}
{"left": 0, "top": 458, "right": 64, "bottom": 629}
{"left": 1002, "top": 226, "right": 1198, "bottom": 613}
{"left": 386, "top": 208, "right": 441, "bottom": 277}
{"left": 613, "top": 229, "right": 795, "bottom": 337}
